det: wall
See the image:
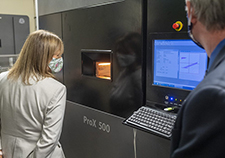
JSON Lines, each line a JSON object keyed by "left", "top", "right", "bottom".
{"left": 0, "top": 0, "right": 36, "bottom": 32}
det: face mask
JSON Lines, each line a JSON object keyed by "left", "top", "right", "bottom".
{"left": 49, "top": 57, "right": 63, "bottom": 73}
{"left": 117, "top": 53, "right": 136, "bottom": 67}
{"left": 188, "top": 8, "right": 204, "bottom": 49}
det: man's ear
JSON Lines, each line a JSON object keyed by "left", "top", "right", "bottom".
{"left": 186, "top": 1, "right": 191, "bottom": 17}
{"left": 191, "top": 8, "right": 198, "bottom": 25}
{"left": 186, "top": 1, "right": 197, "bottom": 25}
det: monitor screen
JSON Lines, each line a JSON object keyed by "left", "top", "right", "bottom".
{"left": 153, "top": 39, "right": 208, "bottom": 91}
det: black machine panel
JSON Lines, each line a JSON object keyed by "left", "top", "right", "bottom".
{"left": 38, "top": 0, "right": 199, "bottom": 157}
{"left": 123, "top": 0, "right": 208, "bottom": 138}
{"left": 62, "top": 0, "right": 143, "bottom": 118}
{"left": 147, "top": 0, "right": 187, "bottom": 33}
{"left": 124, "top": 32, "right": 208, "bottom": 139}
{"left": 61, "top": 101, "right": 170, "bottom": 158}
{"left": 39, "top": 13, "right": 64, "bottom": 83}
{"left": 39, "top": 13, "right": 62, "bottom": 39}
{"left": 146, "top": 0, "right": 194, "bottom": 108}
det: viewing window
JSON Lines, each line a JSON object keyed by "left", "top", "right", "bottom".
{"left": 81, "top": 49, "right": 113, "bottom": 81}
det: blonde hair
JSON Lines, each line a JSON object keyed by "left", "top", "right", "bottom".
{"left": 8, "top": 30, "right": 64, "bottom": 85}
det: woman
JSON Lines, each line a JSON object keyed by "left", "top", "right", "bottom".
{"left": 0, "top": 30, "right": 66, "bottom": 158}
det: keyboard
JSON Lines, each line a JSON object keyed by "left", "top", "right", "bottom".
{"left": 124, "top": 106, "right": 177, "bottom": 138}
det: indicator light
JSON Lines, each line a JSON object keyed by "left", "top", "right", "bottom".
{"left": 170, "top": 97, "right": 174, "bottom": 101}
{"left": 164, "top": 107, "right": 176, "bottom": 112}
{"left": 165, "top": 96, "right": 169, "bottom": 100}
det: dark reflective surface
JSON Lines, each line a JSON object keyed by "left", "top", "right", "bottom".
{"left": 63, "top": 0, "right": 143, "bottom": 118}
{"left": 39, "top": 13, "right": 64, "bottom": 83}
{"left": 110, "top": 32, "right": 143, "bottom": 117}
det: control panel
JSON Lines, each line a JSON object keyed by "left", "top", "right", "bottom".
{"left": 164, "top": 95, "right": 184, "bottom": 107}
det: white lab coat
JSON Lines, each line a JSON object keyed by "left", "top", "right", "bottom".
{"left": 0, "top": 71, "right": 66, "bottom": 158}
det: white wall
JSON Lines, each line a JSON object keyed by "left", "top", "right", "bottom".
{"left": 0, "top": 0, "right": 36, "bottom": 33}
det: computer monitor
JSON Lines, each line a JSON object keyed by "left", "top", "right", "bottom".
{"left": 146, "top": 32, "right": 208, "bottom": 109}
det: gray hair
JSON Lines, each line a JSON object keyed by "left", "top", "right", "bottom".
{"left": 189, "top": 0, "right": 225, "bottom": 31}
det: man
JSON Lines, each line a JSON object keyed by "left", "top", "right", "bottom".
{"left": 171, "top": 0, "right": 225, "bottom": 157}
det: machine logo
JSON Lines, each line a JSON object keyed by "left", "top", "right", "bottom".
{"left": 83, "top": 116, "right": 111, "bottom": 133}
{"left": 19, "top": 18, "right": 25, "bottom": 24}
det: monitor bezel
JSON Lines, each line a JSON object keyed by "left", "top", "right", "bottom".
{"left": 146, "top": 32, "right": 207, "bottom": 108}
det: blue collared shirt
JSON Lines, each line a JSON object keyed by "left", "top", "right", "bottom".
{"left": 208, "top": 38, "right": 225, "bottom": 70}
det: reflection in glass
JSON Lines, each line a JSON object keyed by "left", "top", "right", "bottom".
{"left": 110, "top": 32, "right": 143, "bottom": 117}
